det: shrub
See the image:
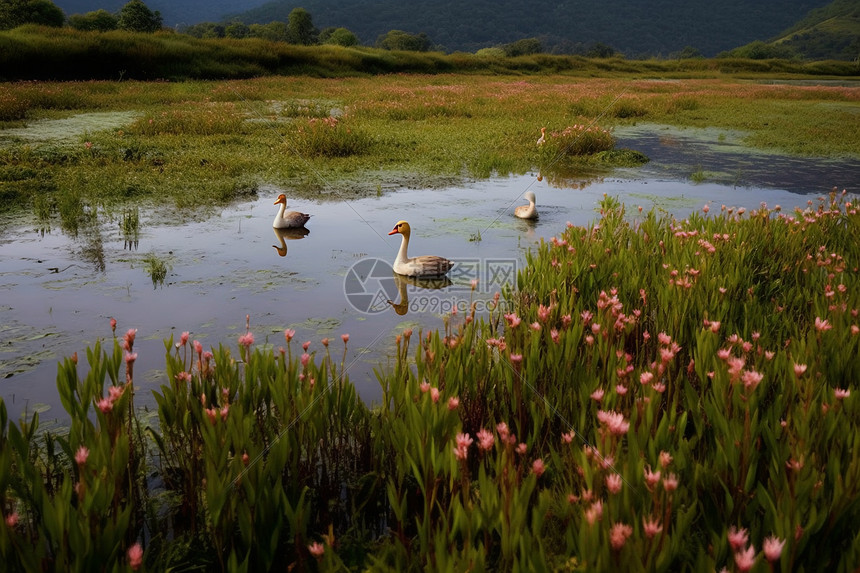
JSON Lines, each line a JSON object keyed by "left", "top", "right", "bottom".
{"left": 290, "top": 116, "right": 371, "bottom": 157}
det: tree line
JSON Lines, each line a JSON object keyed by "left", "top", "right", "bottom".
{"left": 0, "top": 0, "right": 634, "bottom": 57}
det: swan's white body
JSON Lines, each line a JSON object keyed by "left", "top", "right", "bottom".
{"left": 514, "top": 191, "right": 538, "bottom": 220}
{"left": 273, "top": 194, "right": 311, "bottom": 229}
{"left": 388, "top": 220, "right": 454, "bottom": 278}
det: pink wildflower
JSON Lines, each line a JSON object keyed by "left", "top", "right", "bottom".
{"left": 814, "top": 317, "right": 832, "bottom": 332}
{"left": 597, "top": 410, "right": 629, "bottom": 435}
{"left": 453, "top": 432, "right": 473, "bottom": 460}
{"left": 284, "top": 329, "right": 295, "bottom": 342}
{"left": 609, "top": 522, "right": 633, "bottom": 550}
{"left": 663, "top": 473, "right": 678, "bottom": 491}
{"left": 5, "top": 512, "right": 18, "bottom": 528}
{"left": 341, "top": 333, "right": 349, "bottom": 344}
{"left": 537, "top": 304, "right": 551, "bottom": 322}
{"left": 742, "top": 369, "right": 763, "bottom": 391}
{"left": 605, "top": 473, "right": 622, "bottom": 494}
{"left": 644, "top": 465, "right": 661, "bottom": 489}
{"left": 447, "top": 397, "right": 460, "bottom": 410}
{"left": 835, "top": 388, "right": 851, "bottom": 399}
{"left": 476, "top": 428, "right": 494, "bottom": 451}
{"left": 128, "top": 543, "right": 143, "bottom": 570}
{"left": 430, "top": 387, "right": 440, "bottom": 403}
{"left": 532, "top": 458, "right": 546, "bottom": 477}
{"left": 504, "top": 313, "right": 521, "bottom": 328}
{"left": 734, "top": 545, "right": 756, "bottom": 572}
{"left": 97, "top": 398, "right": 113, "bottom": 414}
{"left": 308, "top": 541, "right": 325, "bottom": 558}
{"left": 496, "top": 422, "right": 510, "bottom": 442}
{"left": 238, "top": 332, "right": 254, "bottom": 348}
{"left": 108, "top": 385, "right": 124, "bottom": 401}
{"left": 419, "top": 381, "right": 430, "bottom": 393}
{"left": 516, "top": 443, "right": 528, "bottom": 455}
{"left": 75, "top": 446, "right": 89, "bottom": 466}
{"left": 110, "top": 317, "right": 117, "bottom": 333}
{"left": 659, "top": 450, "right": 673, "bottom": 468}
{"left": 763, "top": 535, "right": 785, "bottom": 562}
{"left": 301, "top": 353, "right": 310, "bottom": 368}
{"left": 728, "top": 526, "right": 749, "bottom": 551}
{"left": 793, "top": 363, "right": 807, "bottom": 376}
{"left": 584, "top": 500, "right": 603, "bottom": 525}
{"left": 643, "top": 516, "right": 663, "bottom": 539}
{"left": 590, "top": 388, "right": 605, "bottom": 402}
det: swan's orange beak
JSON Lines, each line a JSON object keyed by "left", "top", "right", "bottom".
{"left": 388, "top": 226, "right": 400, "bottom": 235}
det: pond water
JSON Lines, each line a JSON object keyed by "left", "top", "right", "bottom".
{"left": 0, "top": 125, "right": 857, "bottom": 427}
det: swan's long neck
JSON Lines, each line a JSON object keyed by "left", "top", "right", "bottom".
{"left": 395, "top": 231, "right": 410, "bottom": 264}
{"left": 274, "top": 201, "right": 286, "bottom": 225}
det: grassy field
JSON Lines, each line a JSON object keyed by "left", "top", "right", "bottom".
{"left": 1, "top": 73, "right": 858, "bottom": 224}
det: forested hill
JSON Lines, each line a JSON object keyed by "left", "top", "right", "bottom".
{"left": 51, "top": 0, "right": 271, "bottom": 27}
{"left": 767, "top": 0, "right": 860, "bottom": 60}
{"left": 230, "top": 0, "right": 835, "bottom": 57}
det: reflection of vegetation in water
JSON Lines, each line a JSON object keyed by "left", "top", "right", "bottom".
{"left": 120, "top": 207, "right": 139, "bottom": 250}
{"left": 81, "top": 236, "right": 105, "bottom": 272}
{"left": 690, "top": 165, "right": 707, "bottom": 183}
{"left": 142, "top": 252, "right": 171, "bottom": 288}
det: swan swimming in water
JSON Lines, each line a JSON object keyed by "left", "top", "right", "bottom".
{"left": 388, "top": 220, "right": 454, "bottom": 278}
{"left": 272, "top": 194, "right": 311, "bottom": 229}
{"left": 514, "top": 191, "right": 538, "bottom": 220}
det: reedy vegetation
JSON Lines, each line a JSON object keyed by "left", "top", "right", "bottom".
{"left": 0, "top": 192, "right": 858, "bottom": 571}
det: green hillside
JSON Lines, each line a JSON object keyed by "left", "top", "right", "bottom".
{"left": 770, "top": 0, "right": 860, "bottom": 60}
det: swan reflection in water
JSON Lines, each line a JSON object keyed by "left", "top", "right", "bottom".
{"left": 272, "top": 226, "right": 310, "bottom": 257}
{"left": 387, "top": 272, "right": 453, "bottom": 315}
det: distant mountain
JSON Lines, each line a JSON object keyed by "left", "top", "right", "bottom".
{"left": 229, "top": 0, "right": 837, "bottom": 57}
{"left": 48, "top": 0, "right": 856, "bottom": 59}
{"left": 50, "top": 0, "right": 270, "bottom": 27}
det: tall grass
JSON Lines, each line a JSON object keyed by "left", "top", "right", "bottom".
{"left": 1, "top": 192, "right": 857, "bottom": 571}
{"left": 1, "top": 26, "right": 858, "bottom": 83}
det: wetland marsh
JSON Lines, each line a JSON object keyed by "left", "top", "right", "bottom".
{"left": 0, "top": 71, "right": 859, "bottom": 571}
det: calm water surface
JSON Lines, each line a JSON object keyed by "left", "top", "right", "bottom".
{"left": 1, "top": 126, "right": 857, "bottom": 426}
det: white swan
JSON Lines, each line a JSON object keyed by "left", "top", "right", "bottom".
{"left": 514, "top": 191, "right": 538, "bottom": 220}
{"left": 273, "top": 194, "right": 311, "bottom": 229}
{"left": 388, "top": 220, "right": 454, "bottom": 278}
